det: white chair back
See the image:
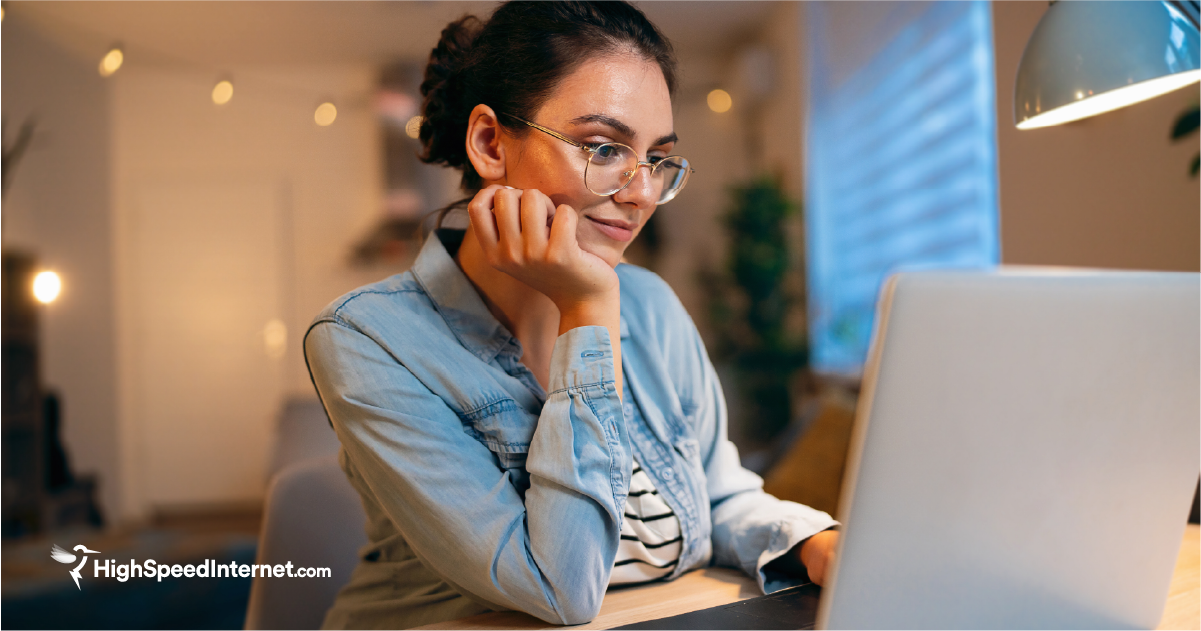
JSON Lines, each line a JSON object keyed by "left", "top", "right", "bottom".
{"left": 244, "top": 456, "right": 366, "bottom": 630}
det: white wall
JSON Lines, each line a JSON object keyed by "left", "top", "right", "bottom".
{"left": 992, "top": 2, "right": 1200, "bottom": 272}
{"left": 2, "top": 18, "right": 122, "bottom": 521}
{"left": 110, "top": 63, "right": 386, "bottom": 519}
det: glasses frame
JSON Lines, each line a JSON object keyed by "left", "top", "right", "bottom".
{"left": 502, "top": 114, "right": 694, "bottom": 204}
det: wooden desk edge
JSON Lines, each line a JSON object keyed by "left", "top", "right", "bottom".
{"left": 419, "top": 525, "right": 1200, "bottom": 630}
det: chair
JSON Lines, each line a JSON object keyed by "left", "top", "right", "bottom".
{"left": 265, "top": 397, "right": 341, "bottom": 481}
{"left": 244, "top": 456, "right": 367, "bottom": 630}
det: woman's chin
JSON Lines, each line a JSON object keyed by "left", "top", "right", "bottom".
{"left": 577, "top": 238, "right": 625, "bottom": 269}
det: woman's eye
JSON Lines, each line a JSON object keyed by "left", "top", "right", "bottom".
{"left": 648, "top": 155, "right": 666, "bottom": 164}
{"left": 593, "top": 145, "right": 619, "bottom": 159}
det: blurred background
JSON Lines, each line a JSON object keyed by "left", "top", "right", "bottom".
{"left": 2, "top": 1, "right": 1197, "bottom": 628}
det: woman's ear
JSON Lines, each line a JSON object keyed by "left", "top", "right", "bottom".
{"left": 465, "top": 104, "right": 507, "bottom": 183}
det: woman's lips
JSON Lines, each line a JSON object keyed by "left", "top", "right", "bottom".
{"left": 586, "top": 216, "right": 636, "bottom": 242}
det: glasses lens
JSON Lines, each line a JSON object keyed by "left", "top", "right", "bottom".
{"left": 584, "top": 145, "right": 691, "bottom": 204}
{"left": 653, "top": 156, "right": 690, "bottom": 204}
{"left": 584, "top": 143, "right": 637, "bottom": 196}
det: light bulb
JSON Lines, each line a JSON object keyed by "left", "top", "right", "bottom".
{"left": 1017, "top": 70, "right": 1201, "bottom": 130}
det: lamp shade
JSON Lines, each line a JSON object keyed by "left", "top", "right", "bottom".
{"left": 1015, "top": 1, "right": 1201, "bottom": 129}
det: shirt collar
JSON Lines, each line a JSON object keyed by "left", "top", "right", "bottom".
{"left": 411, "top": 230, "right": 632, "bottom": 358}
{"left": 411, "top": 232, "right": 511, "bottom": 363}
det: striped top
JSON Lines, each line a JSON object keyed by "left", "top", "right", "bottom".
{"left": 608, "top": 383, "right": 682, "bottom": 587}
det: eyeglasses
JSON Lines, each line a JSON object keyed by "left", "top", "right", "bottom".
{"left": 503, "top": 114, "right": 694, "bottom": 205}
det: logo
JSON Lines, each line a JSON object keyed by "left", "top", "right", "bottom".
{"left": 51, "top": 544, "right": 102, "bottom": 590}
{"left": 50, "top": 545, "right": 331, "bottom": 591}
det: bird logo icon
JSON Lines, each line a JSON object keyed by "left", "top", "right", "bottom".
{"left": 51, "top": 544, "right": 101, "bottom": 590}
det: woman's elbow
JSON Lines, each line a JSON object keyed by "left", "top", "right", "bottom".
{"left": 528, "top": 581, "right": 605, "bottom": 626}
{"left": 551, "top": 594, "right": 603, "bottom": 626}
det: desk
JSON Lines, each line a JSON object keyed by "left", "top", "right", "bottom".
{"left": 418, "top": 524, "right": 1199, "bottom": 630}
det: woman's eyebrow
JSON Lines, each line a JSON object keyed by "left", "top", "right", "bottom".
{"left": 568, "top": 114, "right": 677, "bottom": 146}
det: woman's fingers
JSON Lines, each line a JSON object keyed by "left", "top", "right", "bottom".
{"left": 547, "top": 203, "right": 580, "bottom": 264}
{"left": 467, "top": 185, "right": 505, "bottom": 250}
{"left": 518, "top": 189, "right": 555, "bottom": 254}
{"left": 492, "top": 188, "right": 524, "bottom": 262}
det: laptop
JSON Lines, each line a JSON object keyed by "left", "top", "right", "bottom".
{"left": 619, "top": 268, "right": 1200, "bottom": 629}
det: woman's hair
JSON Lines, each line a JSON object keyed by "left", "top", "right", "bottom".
{"left": 418, "top": 1, "right": 678, "bottom": 192}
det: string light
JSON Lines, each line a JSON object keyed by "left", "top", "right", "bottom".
{"left": 707, "top": 89, "right": 733, "bottom": 113}
{"left": 26, "top": 13, "right": 367, "bottom": 127}
{"left": 99, "top": 46, "right": 124, "bottom": 77}
{"left": 33, "top": 271, "right": 62, "bottom": 304}
{"left": 314, "top": 102, "right": 337, "bottom": 126}
{"left": 211, "top": 79, "right": 234, "bottom": 105}
{"left": 405, "top": 116, "right": 423, "bottom": 139}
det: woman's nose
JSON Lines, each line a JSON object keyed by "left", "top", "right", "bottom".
{"left": 613, "top": 163, "right": 660, "bottom": 208}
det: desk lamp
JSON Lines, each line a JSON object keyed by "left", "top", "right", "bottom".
{"left": 1015, "top": 0, "right": 1200, "bottom": 129}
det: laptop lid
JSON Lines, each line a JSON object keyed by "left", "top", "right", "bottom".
{"left": 818, "top": 268, "right": 1200, "bottom": 629}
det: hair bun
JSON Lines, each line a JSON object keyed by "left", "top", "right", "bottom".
{"left": 418, "top": 2, "right": 677, "bottom": 193}
{"left": 418, "top": 15, "right": 483, "bottom": 169}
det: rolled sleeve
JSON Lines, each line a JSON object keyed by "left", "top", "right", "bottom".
{"left": 305, "top": 319, "right": 630, "bottom": 625}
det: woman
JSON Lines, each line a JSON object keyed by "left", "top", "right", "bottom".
{"left": 305, "top": 2, "right": 839, "bottom": 628}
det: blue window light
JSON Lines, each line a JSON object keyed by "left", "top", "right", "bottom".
{"left": 805, "top": 0, "right": 1001, "bottom": 376}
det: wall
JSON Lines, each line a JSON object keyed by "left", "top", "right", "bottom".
{"left": 110, "top": 63, "right": 385, "bottom": 519}
{"left": 2, "top": 18, "right": 122, "bottom": 521}
{"left": 651, "top": 56, "right": 749, "bottom": 342}
{"left": 992, "top": 2, "right": 1200, "bottom": 272}
{"left": 654, "top": 2, "right": 808, "bottom": 345}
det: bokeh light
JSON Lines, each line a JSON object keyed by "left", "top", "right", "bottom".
{"left": 33, "top": 271, "right": 62, "bottom": 304}
{"left": 707, "top": 88, "right": 733, "bottom": 113}
{"left": 405, "top": 115, "right": 423, "bottom": 139}
{"left": 314, "top": 102, "right": 337, "bottom": 126}
{"left": 211, "top": 80, "right": 234, "bottom": 105}
{"left": 99, "top": 47, "right": 124, "bottom": 77}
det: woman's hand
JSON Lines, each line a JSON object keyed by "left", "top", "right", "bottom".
{"left": 799, "top": 529, "right": 839, "bottom": 586}
{"left": 467, "top": 184, "right": 619, "bottom": 312}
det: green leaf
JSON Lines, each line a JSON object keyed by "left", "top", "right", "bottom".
{"left": 1171, "top": 106, "right": 1199, "bottom": 140}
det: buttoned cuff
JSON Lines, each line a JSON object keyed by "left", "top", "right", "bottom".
{"left": 757, "top": 513, "right": 841, "bottom": 593}
{"left": 547, "top": 325, "right": 617, "bottom": 394}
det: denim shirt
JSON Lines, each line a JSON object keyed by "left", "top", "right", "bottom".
{"left": 304, "top": 230, "right": 837, "bottom": 629}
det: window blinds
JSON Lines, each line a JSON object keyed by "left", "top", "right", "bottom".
{"left": 805, "top": 0, "right": 1001, "bottom": 375}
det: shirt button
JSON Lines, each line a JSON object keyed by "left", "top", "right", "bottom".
{"left": 661, "top": 467, "right": 675, "bottom": 480}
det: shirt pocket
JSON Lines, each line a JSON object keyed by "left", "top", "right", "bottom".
{"left": 460, "top": 397, "right": 536, "bottom": 471}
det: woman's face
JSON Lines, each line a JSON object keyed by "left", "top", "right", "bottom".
{"left": 498, "top": 53, "right": 676, "bottom": 268}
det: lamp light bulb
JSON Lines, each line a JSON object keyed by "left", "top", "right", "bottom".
{"left": 1017, "top": 70, "right": 1201, "bottom": 129}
